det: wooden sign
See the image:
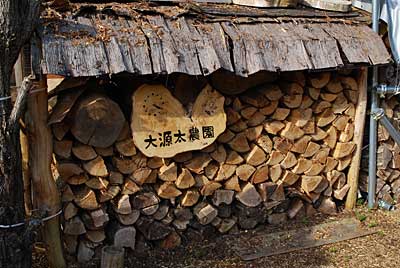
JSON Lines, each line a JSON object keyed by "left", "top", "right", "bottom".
{"left": 131, "top": 84, "right": 226, "bottom": 158}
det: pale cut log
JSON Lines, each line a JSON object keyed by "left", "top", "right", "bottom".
{"left": 302, "top": 119, "right": 315, "bottom": 134}
{"left": 312, "top": 101, "right": 331, "bottom": 114}
{"left": 115, "top": 139, "right": 136, "bottom": 157}
{"left": 54, "top": 140, "right": 73, "bottom": 159}
{"left": 131, "top": 84, "right": 226, "bottom": 158}
{"left": 266, "top": 150, "right": 285, "bottom": 165}
{"left": 282, "top": 170, "right": 300, "bottom": 186}
{"left": 175, "top": 168, "right": 195, "bottom": 189}
{"left": 181, "top": 189, "right": 200, "bottom": 207}
{"left": 71, "top": 93, "right": 125, "bottom": 148}
{"left": 113, "top": 226, "right": 136, "bottom": 251}
{"left": 116, "top": 210, "right": 140, "bottom": 225}
{"left": 241, "top": 106, "right": 258, "bottom": 119}
{"left": 323, "top": 126, "right": 337, "bottom": 150}
{"left": 109, "top": 171, "right": 123, "bottom": 185}
{"left": 318, "top": 197, "right": 337, "bottom": 215}
{"left": 320, "top": 93, "right": 338, "bottom": 102}
{"left": 215, "top": 164, "right": 236, "bottom": 182}
{"left": 67, "top": 174, "right": 88, "bottom": 185}
{"left": 270, "top": 164, "right": 282, "bottom": 182}
{"left": 112, "top": 195, "right": 132, "bottom": 215}
{"left": 132, "top": 192, "right": 160, "bottom": 215}
{"left": 95, "top": 146, "right": 114, "bottom": 157}
{"left": 281, "top": 152, "right": 298, "bottom": 169}
{"left": 259, "top": 100, "right": 279, "bottom": 116}
{"left": 392, "top": 154, "right": 400, "bottom": 169}
{"left": 86, "top": 177, "right": 109, "bottom": 190}
{"left": 308, "top": 72, "right": 331, "bottom": 88}
{"left": 311, "top": 127, "right": 328, "bottom": 141}
{"left": 264, "top": 120, "right": 285, "bottom": 135}
{"left": 291, "top": 136, "right": 312, "bottom": 154}
{"left": 64, "top": 202, "right": 78, "bottom": 221}
{"left": 245, "top": 125, "right": 263, "bottom": 141}
{"left": 288, "top": 199, "right": 304, "bottom": 219}
{"left": 62, "top": 185, "right": 74, "bottom": 202}
{"left": 307, "top": 87, "right": 320, "bottom": 100}
{"left": 289, "top": 108, "right": 312, "bottom": 127}
{"left": 339, "top": 122, "right": 354, "bottom": 142}
{"left": 256, "top": 135, "right": 273, "bottom": 154}
{"left": 313, "top": 147, "right": 330, "bottom": 164}
{"left": 194, "top": 174, "right": 209, "bottom": 188}
{"left": 273, "top": 137, "right": 293, "bottom": 154}
{"left": 228, "top": 132, "right": 250, "bottom": 153}
{"left": 121, "top": 179, "right": 140, "bottom": 195}
{"left": 344, "top": 90, "right": 358, "bottom": 104}
{"left": 90, "top": 208, "right": 109, "bottom": 228}
{"left": 229, "top": 120, "right": 247, "bottom": 133}
{"left": 217, "top": 129, "right": 235, "bottom": 143}
{"left": 334, "top": 184, "right": 350, "bottom": 200}
{"left": 292, "top": 158, "right": 312, "bottom": 174}
{"left": 313, "top": 178, "right": 329, "bottom": 193}
{"left": 131, "top": 167, "right": 152, "bottom": 185}
{"left": 52, "top": 122, "right": 70, "bottom": 141}
{"left": 173, "top": 152, "right": 193, "bottom": 163}
{"left": 281, "top": 122, "right": 305, "bottom": 140}
{"left": 201, "top": 181, "right": 222, "bottom": 196}
{"left": 270, "top": 181, "right": 285, "bottom": 201}
{"left": 226, "top": 108, "right": 241, "bottom": 126}
{"left": 212, "top": 190, "right": 235, "bottom": 206}
{"left": 226, "top": 150, "right": 244, "bottom": 165}
{"left": 99, "top": 186, "right": 120, "bottom": 203}
{"left": 326, "top": 78, "right": 343, "bottom": 93}
{"left": 58, "top": 162, "right": 83, "bottom": 179}
{"left": 302, "top": 142, "right": 320, "bottom": 158}
{"left": 64, "top": 217, "right": 86, "bottom": 235}
{"left": 333, "top": 142, "right": 356, "bottom": 159}
{"left": 324, "top": 157, "right": 338, "bottom": 173}
{"left": 300, "top": 95, "right": 314, "bottom": 109}
{"left": 205, "top": 162, "right": 219, "bottom": 179}
{"left": 184, "top": 152, "right": 212, "bottom": 174}
{"left": 86, "top": 230, "right": 106, "bottom": 243}
{"left": 337, "top": 155, "right": 352, "bottom": 171}
{"left": 158, "top": 182, "right": 182, "bottom": 199}
{"left": 317, "top": 108, "right": 337, "bottom": 127}
{"left": 301, "top": 175, "right": 323, "bottom": 193}
{"left": 327, "top": 170, "right": 344, "bottom": 187}
{"left": 271, "top": 107, "right": 290, "bottom": 121}
{"left": 83, "top": 156, "right": 108, "bottom": 177}
{"left": 280, "top": 82, "right": 304, "bottom": 95}
{"left": 247, "top": 112, "right": 266, "bottom": 127}
{"left": 223, "top": 175, "right": 241, "bottom": 192}
{"left": 332, "top": 115, "right": 350, "bottom": 131}
{"left": 210, "top": 145, "right": 227, "bottom": 163}
{"left": 258, "top": 182, "right": 277, "bottom": 202}
{"left": 235, "top": 183, "right": 262, "bottom": 207}
{"left": 194, "top": 202, "right": 218, "bottom": 225}
{"left": 74, "top": 186, "right": 99, "bottom": 210}
{"left": 264, "top": 84, "right": 283, "bottom": 101}
{"left": 158, "top": 162, "right": 178, "bottom": 182}
{"left": 332, "top": 93, "right": 349, "bottom": 114}
{"left": 236, "top": 164, "right": 256, "bottom": 181}
{"left": 72, "top": 143, "right": 97, "bottom": 161}
{"left": 304, "top": 161, "right": 324, "bottom": 176}
{"left": 283, "top": 94, "right": 302, "bottom": 109}
{"left": 246, "top": 145, "right": 267, "bottom": 166}
{"left": 147, "top": 157, "right": 163, "bottom": 169}
{"left": 101, "top": 246, "right": 124, "bottom": 268}
{"left": 251, "top": 164, "right": 269, "bottom": 184}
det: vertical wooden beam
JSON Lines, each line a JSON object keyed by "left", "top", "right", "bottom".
{"left": 345, "top": 67, "right": 368, "bottom": 210}
{"left": 26, "top": 76, "right": 66, "bottom": 268}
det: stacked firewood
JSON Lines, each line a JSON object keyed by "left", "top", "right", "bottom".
{"left": 52, "top": 70, "right": 360, "bottom": 262}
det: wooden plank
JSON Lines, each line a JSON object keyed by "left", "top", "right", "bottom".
{"left": 233, "top": 0, "right": 297, "bottom": 8}
{"left": 345, "top": 68, "right": 367, "bottom": 210}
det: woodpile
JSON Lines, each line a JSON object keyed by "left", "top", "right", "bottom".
{"left": 52, "top": 70, "right": 361, "bottom": 262}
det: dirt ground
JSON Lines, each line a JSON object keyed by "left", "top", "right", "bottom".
{"left": 33, "top": 205, "right": 400, "bottom": 268}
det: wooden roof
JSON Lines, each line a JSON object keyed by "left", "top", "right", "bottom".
{"left": 38, "top": 2, "right": 391, "bottom": 77}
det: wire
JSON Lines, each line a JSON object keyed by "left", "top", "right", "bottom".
{"left": 0, "top": 96, "right": 11, "bottom": 102}
{"left": 0, "top": 210, "right": 62, "bottom": 229}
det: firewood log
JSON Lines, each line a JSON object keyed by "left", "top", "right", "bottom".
{"left": 317, "top": 108, "right": 337, "bottom": 127}
{"left": 226, "top": 108, "right": 241, "bottom": 126}
{"left": 282, "top": 170, "right": 300, "bottom": 186}
{"left": 256, "top": 135, "right": 273, "bottom": 154}
{"left": 226, "top": 150, "right": 244, "bottom": 165}
{"left": 95, "top": 146, "right": 114, "bottom": 157}
{"left": 251, "top": 164, "right": 269, "bottom": 184}
{"left": 270, "top": 181, "right": 285, "bottom": 201}
{"left": 332, "top": 93, "right": 349, "bottom": 114}
{"left": 235, "top": 183, "right": 262, "bottom": 207}
{"left": 257, "top": 182, "right": 277, "bottom": 202}
{"left": 67, "top": 174, "right": 88, "bottom": 185}
{"left": 210, "top": 145, "right": 227, "bottom": 163}
{"left": 318, "top": 197, "right": 337, "bottom": 215}
{"left": 311, "top": 127, "right": 328, "bottom": 141}
{"left": 228, "top": 132, "right": 250, "bottom": 153}
{"left": 64, "top": 202, "right": 78, "bottom": 221}
{"left": 64, "top": 216, "right": 86, "bottom": 235}
{"left": 121, "top": 179, "right": 140, "bottom": 195}
{"left": 264, "top": 120, "right": 285, "bottom": 135}
{"left": 304, "top": 161, "right": 324, "bottom": 176}
{"left": 287, "top": 199, "right": 304, "bottom": 219}
{"left": 289, "top": 108, "right": 312, "bottom": 127}
{"left": 158, "top": 162, "right": 178, "bottom": 182}
{"left": 334, "top": 184, "right": 350, "bottom": 200}
{"left": 245, "top": 125, "right": 263, "bottom": 141}
{"left": 201, "top": 181, "right": 222, "bottom": 196}
{"left": 83, "top": 156, "right": 108, "bottom": 177}
{"left": 301, "top": 175, "right": 323, "bottom": 194}
{"left": 72, "top": 143, "right": 97, "bottom": 161}
{"left": 147, "top": 157, "right": 163, "bottom": 169}
{"left": 157, "top": 182, "right": 182, "bottom": 199}
{"left": 99, "top": 186, "right": 120, "bottom": 203}
{"left": 215, "top": 164, "right": 236, "bottom": 182}
{"left": 247, "top": 112, "right": 266, "bottom": 127}
{"left": 266, "top": 150, "right": 285, "bottom": 165}
{"left": 326, "top": 78, "right": 343, "bottom": 94}
{"left": 115, "top": 139, "right": 136, "bottom": 157}
{"left": 273, "top": 137, "right": 293, "bottom": 154}
{"left": 52, "top": 122, "right": 70, "bottom": 141}
{"left": 281, "top": 152, "right": 298, "bottom": 169}
{"left": 312, "top": 101, "right": 331, "bottom": 114}
{"left": 74, "top": 186, "right": 99, "bottom": 210}
{"left": 333, "top": 142, "right": 356, "bottom": 159}
{"left": 246, "top": 145, "right": 267, "bottom": 166}
{"left": 292, "top": 158, "right": 312, "bottom": 174}
{"left": 337, "top": 155, "right": 352, "bottom": 171}
{"left": 259, "top": 100, "right": 279, "bottom": 115}
{"left": 54, "top": 140, "right": 73, "bottom": 159}
{"left": 86, "top": 177, "right": 109, "bottom": 190}
{"left": 332, "top": 115, "right": 350, "bottom": 131}
{"left": 217, "top": 129, "right": 235, "bottom": 143}
{"left": 291, "top": 136, "right": 312, "bottom": 154}
{"left": 193, "top": 202, "right": 218, "bottom": 225}
{"left": 269, "top": 164, "right": 282, "bottom": 182}
{"left": 300, "top": 95, "right": 314, "bottom": 109}
{"left": 181, "top": 189, "right": 200, "bottom": 207}
{"left": 280, "top": 82, "right": 304, "bottom": 95}
{"left": 264, "top": 84, "right": 283, "bottom": 101}
{"left": 302, "top": 141, "right": 320, "bottom": 158}
{"left": 175, "top": 168, "right": 196, "bottom": 189}
{"left": 308, "top": 72, "right": 331, "bottom": 88}
{"left": 323, "top": 126, "right": 337, "bottom": 149}
{"left": 339, "top": 122, "right": 354, "bottom": 142}
{"left": 130, "top": 167, "right": 152, "bottom": 185}
{"left": 313, "top": 147, "right": 330, "bottom": 164}
{"left": 224, "top": 175, "right": 241, "bottom": 192}
{"left": 212, "top": 190, "right": 234, "bottom": 206}
{"left": 241, "top": 107, "right": 257, "bottom": 119}
{"left": 271, "top": 107, "right": 290, "bottom": 121}
{"left": 132, "top": 192, "right": 160, "bottom": 215}
{"left": 324, "top": 157, "right": 338, "bottom": 173}
{"left": 58, "top": 162, "right": 84, "bottom": 179}
{"left": 236, "top": 164, "right": 256, "bottom": 181}
{"left": 320, "top": 93, "right": 338, "bottom": 102}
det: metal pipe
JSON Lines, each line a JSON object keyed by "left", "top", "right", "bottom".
{"left": 372, "top": 108, "right": 400, "bottom": 146}
{"left": 368, "top": 0, "right": 380, "bottom": 209}
{"left": 376, "top": 84, "right": 400, "bottom": 96}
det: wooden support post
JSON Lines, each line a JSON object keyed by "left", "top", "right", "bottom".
{"left": 345, "top": 68, "right": 368, "bottom": 210}
{"left": 101, "top": 246, "right": 124, "bottom": 268}
{"left": 26, "top": 76, "right": 66, "bottom": 268}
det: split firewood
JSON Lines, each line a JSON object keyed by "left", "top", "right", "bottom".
{"left": 280, "top": 82, "right": 304, "bottom": 95}
{"left": 308, "top": 72, "right": 331, "bottom": 88}
{"left": 311, "top": 127, "right": 328, "bottom": 141}
{"left": 245, "top": 125, "right": 263, "bottom": 141}
{"left": 228, "top": 132, "right": 250, "bottom": 153}
{"left": 52, "top": 122, "right": 70, "bottom": 141}
{"left": 132, "top": 192, "right": 160, "bottom": 215}
{"left": 302, "top": 142, "right": 320, "bottom": 158}
{"left": 246, "top": 145, "right": 267, "bottom": 166}
{"left": 64, "top": 202, "right": 79, "bottom": 221}
{"left": 269, "top": 164, "right": 282, "bottom": 182}
{"left": 241, "top": 107, "right": 257, "bottom": 119}
{"left": 273, "top": 137, "right": 292, "bottom": 154}
{"left": 95, "top": 146, "right": 114, "bottom": 157}
{"left": 317, "top": 108, "right": 337, "bottom": 127}
{"left": 210, "top": 145, "right": 227, "bottom": 163}
{"left": 256, "top": 135, "right": 273, "bottom": 154}
{"left": 266, "top": 150, "right": 285, "bottom": 165}
{"left": 200, "top": 181, "right": 222, "bottom": 196}
{"left": 292, "top": 158, "right": 312, "bottom": 174}
{"left": 259, "top": 100, "right": 279, "bottom": 115}
{"left": 212, "top": 190, "right": 234, "bottom": 206}
{"left": 264, "top": 120, "right": 285, "bottom": 135}
{"left": 344, "top": 90, "right": 358, "bottom": 104}
{"left": 204, "top": 162, "right": 219, "bottom": 179}
{"left": 300, "top": 95, "right": 314, "bottom": 109}
{"left": 226, "top": 108, "right": 241, "bottom": 126}
{"left": 344, "top": 103, "right": 355, "bottom": 117}
{"left": 307, "top": 87, "right": 320, "bottom": 100}
{"left": 326, "top": 78, "right": 343, "bottom": 94}
{"left": 193, "top": 202, "right": 218, "bottom": 225}
{"left": 334, "top": 184, "right": 350, "bottom": 200}
{"left": 158, "top": 162, "right": 178, "bottom": 182}
{"left": 251, "top": 164, "right": 269, "bottom": 184}
{"left": 58, "top": 162, "right": 83, "bottom": 179}
{"left": 86, "top": 177, "right": 109, "bottom": 190}
{"left": 287, "top": 199, "right": 304, "bottom": 219}
{"left": 318, "top": 197, "right": 337, "bottom": 215}
{"left": 235, "top": 183, "right": 262, "bottom": 207}
{"left": 281, "top": 152, "right": 298, "bottom": 169}
{"left": 181, "top": 189, "right": 200, "bottom": 207}
{"left": 71, "top": 93, "right": 125, "bottom": 148}
{"left": 112, "top": 195, "right": 132, "bottom": 215}
{"left": 313, "top": 147, "right": 330, "bottom": 164}
{"left": 271, "top": 107, "right": 290, "bottom": 121}
{"left": 236, "top": 164, "right": 256, "bottom": 181}
{"left": 337, "top": 155, "right": 352, "bottom": 171}
{"left": 302, "top": 119, "right": 315, "bottom": 134}
{"left": 113, "top": 226, "right": 136, "bottom": 250}
{"left": 72, "top": 143, "right": 97, "bottom": 161}
{"left": 86, "top": 230, "right": 106, "bottom": 243}
{"left": 175, "top": 168, "right": 196, "bottom": 189}
{"left": 304, "top": 161, "right": 324, "bottom": 176}
{"left": 323, "top": 126, "right": 337, "bottom": 149}
{"left": 324, "top": 157, "right": 338, "bottom": 173}
{"left": 83, "top": 156, "right": 108, "bottom": 177}
{"left": 339, "top": 122, "right": 354, "bottom": 142}
{"left": 90, "top": 208, "right": 109, "bottom": 228}
{"left": 62, "top": 185, "right": 75, "bottom": 202}
{"left": 67, "top": 174, "right": 88, "bottom": 185}
{"left": 320, "top": 93, "right": 337, "bottom": 102}
{"left": 224, "top": 175, "right": 241, "bottom": 192}
{"left": 217, "top": 129, "right": 235, "bottom": 143}
{"left": 283, "top": 94, "right": 302, "bottom": 108}
{"left": 215, "top": 164, "right": 236, "bottom": 182}
{"left": 332, "top": 115, "right": 350, "bottom": 131}
{"left": 109, "top": 171, "right": 123, "bottom": 185}
{"left": 147, "top": 157, "right": 163, "bottom": 169}
{"left": 270, "top": 181, "right": 285, "bottom": 201}
{"left": 131, "top": 167, "right": 153, "bottom": 185}
{"left": 64, "top": 217, "right": 86, "bottom": 235}
{"left": 282, "top": 171, "right": 300, "bottom": 186}
{"left": 291, "top": 136, "right": 312, "bottom": 154}
{"left": 229, "top": 119, "right": 247, "bottom": 133}
{"left": 121, "top": 179, "right": 140, "bottom": 195}
{"left": 257, "top": 182, "right": 277, "bottom": 202}
{"left": 312, "top": 101, "right": 331, "bottom": 114}
{"left": 247, "top": 112, "right": 266, "bottom": 127}
{"left": 74, "top": 186, "right": 99, "bottom": 210}
{"left": 264, "top": 84, "right": 283, "bottom": 101}
{"left": 98, "top": 186, "right": 120, "bottom": 203}
{"left": 340, "top": 76, "right": 358, "bottom": 91}
{"left": 289, "top": 108, "right": 312, "bottom": 127}
{"left": 226, "top": 150, "right": 244, "bottom": 165}
{"left": 54, "top": 140, "right": 73, "bottom": 159}
{"left": 115, "top": 139, "right": 136, "bottom": 157}
{"left": 301, "top": 175, "right": 323, "bottom": 193}
{"left": 157, "top": 182, "right": 182, "bottom": 199}
{"left": 333, "top": 142, "right": 356, "bottom": 159}
{"left": 153, "top": 204, "right": 169, "bottom": 221}
{"left": 332, "top": 93, "right": 349, "bottom": 114}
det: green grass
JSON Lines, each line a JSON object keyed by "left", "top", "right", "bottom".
{"left": 368, "top": 221, "right": 378, "bottom": 228}
{"left": 355, "top": 212, "right": 367, "bottom": 222}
